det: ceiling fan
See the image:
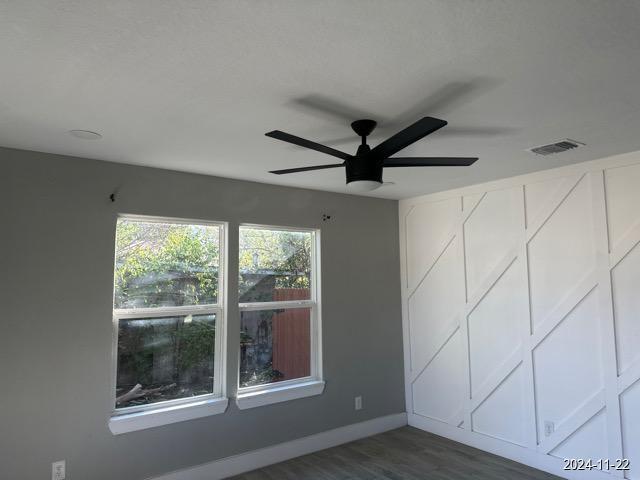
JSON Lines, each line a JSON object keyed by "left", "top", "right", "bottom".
{"left": 265, "top": 116, "right": 477, "bottom": 192}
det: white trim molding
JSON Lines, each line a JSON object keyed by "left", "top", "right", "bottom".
{"left": 109, "top": 396, "right": 229, "bottom": 435}
{"left": 236, "top": 379, "right": 325, "bottom": 410}
{"left": 148, "top": 412, "right": 407, "bottom": 480}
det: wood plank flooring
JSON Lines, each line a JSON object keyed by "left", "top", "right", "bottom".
{"left": 229, "top": 426, "right": 563, "bottom": 480}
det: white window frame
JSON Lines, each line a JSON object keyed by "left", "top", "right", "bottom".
{"left": 109, "top": 215, "right": 228, "bottom": 434}
{"left": 236, "top": 224, "right": 324, "bottom": 410}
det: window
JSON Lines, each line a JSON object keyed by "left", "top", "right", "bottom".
{"left": 110, "top": 217, "right": 227, "bottom": 433}
{"left": 237, "top": 225, "right": 323, "bottom": 409}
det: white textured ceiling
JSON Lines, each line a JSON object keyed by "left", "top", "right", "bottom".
{"left": 2, "top": 1, "right": 640, "bottom": 199}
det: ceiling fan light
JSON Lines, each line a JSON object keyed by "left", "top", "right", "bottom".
{"left": 346, "top": 180, "right": 382, "bottom": 192}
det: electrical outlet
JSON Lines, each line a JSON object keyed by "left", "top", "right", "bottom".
{"left": 354, "top": 396, "right": 363, "bottom": 411}
{"left": 544, "top": 421, "right": 555, "bottom": 437}
{"left": 52, "top": 460, "right": 65, "bottom": 480}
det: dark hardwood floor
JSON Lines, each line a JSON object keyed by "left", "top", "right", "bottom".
{"left": 229, "top": 426, "right": 563, "bottom": 480}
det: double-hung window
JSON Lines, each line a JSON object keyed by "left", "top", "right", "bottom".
{"left": 109, "top": 216, "right": 227, "bottom": 434}
{"left": 237, "top": 225, "right": 323, "bottom": 409}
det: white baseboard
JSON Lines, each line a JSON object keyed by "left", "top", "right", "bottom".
{"left": 408, "top": 414, "right": 613, "bottom": 480}
{"left": 150, "top": 412, "right": 408, "bottom": 480}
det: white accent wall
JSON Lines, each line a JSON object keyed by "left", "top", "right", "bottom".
{"left": 399, "top": 151, "right": 640, "bottom": 480}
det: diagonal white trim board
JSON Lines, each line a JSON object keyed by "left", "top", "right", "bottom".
{"left": 148, "top": 413, "right": 407, "bottom": 480}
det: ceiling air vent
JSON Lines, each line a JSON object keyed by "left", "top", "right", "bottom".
{"left": 528, "top": 139, "right": 585, "bottom": 156}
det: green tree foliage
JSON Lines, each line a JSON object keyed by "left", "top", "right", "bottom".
{"left": 114, "top": 221, "right": 220, "bottom": 308}
{"left": 238, "top": 228, "right": 312, "bottom": 302}
{"left": 115, "top": 222, "right": 312, "bottom": 307}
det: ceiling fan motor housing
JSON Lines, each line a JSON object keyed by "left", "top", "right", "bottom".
{"left": 346, "top": 144, "right": 384, "bottom": 184}
{"left": 345, "top": 120, "right": 383, "bottom": 184}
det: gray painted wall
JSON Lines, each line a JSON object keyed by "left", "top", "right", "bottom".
{"left": 0, "top": 147, "right": 405, "bottom": 480}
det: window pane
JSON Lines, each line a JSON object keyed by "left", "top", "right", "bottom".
{"left": 114, "top": 219, "right": 220, "bottom": 308}
{"left": 239, "top": 227, "right": 312, "bottom": 303}
{"left": 115, "top": 313, "right": 216, "bottom": 409}
{"left": 240, "top": 308, "right": 311, "bottom": 388}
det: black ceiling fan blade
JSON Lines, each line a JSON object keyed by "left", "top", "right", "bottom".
{"left": 269, "top": 163, "right": 345, "bottom": 175}
{"left": 266, "top": 130, "right": 352, "bottom": 161}
{"left": 370, "top": 117, "right": 448, "bottom": 159}
{"left": 384, "top": 157, "right": 478, "bottom": 167}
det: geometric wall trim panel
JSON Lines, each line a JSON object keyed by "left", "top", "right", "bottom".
{"left": 550, "top": 410, "right": 608, "bottom": 463}
{"left": 471, "top": 365, "right": 527, "bottom": 446}
{"left": 464, "top": 186, "right": 521, "bottom": 297}
{"left": 468, "top": 258, "right": 524, "bottom": 395}
{"left": 408, "top": 237, "right": 463, "bottom": 373}
{"left": 405, "top": 197, "right": 460, "bottom": 291}
{"left": 527, "top": 174, "right": 596, "bottom": 331}
{"left": 611, "top": 241, "right": 640, "bottom": 375}
{"left": 401, "top": 153, "right": 640, "bottom": 479}
{"left": 604, "top": 162, "right": 640, "bottom": 252}
{"left": 532, "top": 289, "right": 604, "bottom": 442}
{"left": 621, "top": 380, "right": 640, "bottom": 480}
{"left": 463, "top": 192, "right": 484, "bottom": 213}
{"left": 412, "top": 330, "right": 464, "bottom": 425}
{"left": 524, "top": 176, "right": 568, "bottom": 228}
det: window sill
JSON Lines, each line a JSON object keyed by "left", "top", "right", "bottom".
{"left": 236, "top": 380, "right": 325, "bottom": 410}
{"left": 109, "top": 396, "right": 229, "bottom": 435}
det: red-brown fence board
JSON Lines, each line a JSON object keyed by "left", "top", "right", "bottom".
{"left": 272, "top": 288, "right": 310, "bottom": 380}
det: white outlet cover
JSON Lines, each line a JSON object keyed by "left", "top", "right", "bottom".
{"left": 355, "top": 396, "right": 363, "bottom": 410}
{"left": 544, "top": 421, "right": 555, "bottom": 437}
{"left": 52, "top": 460, "right": 65, "bottom": 480}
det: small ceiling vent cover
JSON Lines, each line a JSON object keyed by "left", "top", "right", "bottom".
{"left": 528, "top": 139, "right": 584, "bottom": 156}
